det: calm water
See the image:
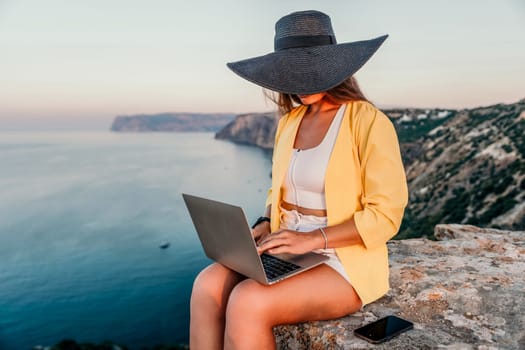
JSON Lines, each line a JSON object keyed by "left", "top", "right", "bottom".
{"left": 0, "top": 131, "right": 272, "bottom": 349}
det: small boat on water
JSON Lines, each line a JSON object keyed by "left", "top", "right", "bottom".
{"left": 159, "top": 241, "right": 170, "bottom": 249}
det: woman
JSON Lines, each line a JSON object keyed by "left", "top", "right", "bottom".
{"left": 190, "top": 10, "right": 408, "bottom": 350}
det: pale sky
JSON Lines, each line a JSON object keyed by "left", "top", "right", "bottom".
{"left": 0, "top": 0, "right": 524, "bottom": 130}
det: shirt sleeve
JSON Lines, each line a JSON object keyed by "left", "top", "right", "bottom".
{"left": 353, "top": 108, "right": 408, "bottom": 250}
{"left": 265, "top": 114, "right": 287, "bottom": 208}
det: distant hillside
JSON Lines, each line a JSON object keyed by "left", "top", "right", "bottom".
{"left": 398, "top": 99, "right": 525, "bottom": 238}
{"left": 215, "top": 99, "right": 525, "bottom": 237}
{"left": 215, "top": 112, "right": 280, "bottom": 149}
{"left": 110, "top": 113, "right": 235, "bottom": 132}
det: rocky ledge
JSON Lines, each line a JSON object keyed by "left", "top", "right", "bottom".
{"left": 274, "top": 224, "right": 525, "bottom": 349}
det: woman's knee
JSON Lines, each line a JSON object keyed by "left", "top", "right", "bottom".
{"left": 226, "top": 279, "right": 272, "bottom": 325}
{"left": 191, "top": 263, "right": 241, "bottom": 310}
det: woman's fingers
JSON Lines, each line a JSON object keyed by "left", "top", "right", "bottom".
{"left": 258, "top": 235, "right": 289, "bottom": 250}
{"left": 257, "top": 229, "right": 319, "bottom": 255}
{"left": 255, "top": 232, "right": 271, "bottom": 244}
{"left": 258, "top": 230, "right": 293, "bottom": 246}
{"left": 252, "top": 226, "right": 270, "bottom": 239}
{"left": 260, "top": 244, "right": 290, "bottom": 255}
{"left": 256, "top": 232, "right": 290, "bottom": 254}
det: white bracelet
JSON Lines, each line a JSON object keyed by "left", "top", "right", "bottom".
{"left": 319, "top": 227, "right": 328, "bottom": 249}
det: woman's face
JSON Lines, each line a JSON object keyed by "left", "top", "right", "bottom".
{"left": 297, "top": 92, "right": 327, "bottom": 105}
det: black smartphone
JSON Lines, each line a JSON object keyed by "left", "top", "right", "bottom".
{"left": 353, "top": 315, "right": 413, "bottom": 344}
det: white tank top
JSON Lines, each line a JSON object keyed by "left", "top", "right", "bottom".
{"left": 282, "top": 104, "right": 346, "bottom": 210}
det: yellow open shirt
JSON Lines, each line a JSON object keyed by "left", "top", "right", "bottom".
{"left": 266, "top": 100, "right": 408, "bottom": 306}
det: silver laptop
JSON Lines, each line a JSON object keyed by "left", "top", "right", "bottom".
{"left": 182, "top": 193, "right": 328, "bottom": 285}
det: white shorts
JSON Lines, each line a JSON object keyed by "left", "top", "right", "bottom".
{"left": 279, "top": 206, "right": 352, "bottom": 285}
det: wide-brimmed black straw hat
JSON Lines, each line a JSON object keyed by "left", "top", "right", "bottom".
{"left": 227, "top": 10, "right": 388, "bottom": 95}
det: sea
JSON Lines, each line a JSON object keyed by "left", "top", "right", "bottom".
{"left": 0, "top": 131, "right": 272, "bottom": 350}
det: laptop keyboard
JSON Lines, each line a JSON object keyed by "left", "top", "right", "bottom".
{"left": 261, "top": 253, "right": 301, "bottom": 281}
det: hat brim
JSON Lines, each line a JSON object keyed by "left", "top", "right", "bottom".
{"left": 227, "top": 34, "right": 388, "bottom": 95}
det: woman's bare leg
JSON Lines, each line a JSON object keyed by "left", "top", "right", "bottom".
{"left": 224, "top": 264, "right": 362, "bottom": 350}
{"left": 190, "top": 263, "right": 245, "bottom": 350}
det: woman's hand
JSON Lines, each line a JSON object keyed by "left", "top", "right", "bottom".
{"left": 251, "top": 221, "right": 271, "bottom": 242}
{"left": 256, "top": 229, "right": 322, "bottom": 255}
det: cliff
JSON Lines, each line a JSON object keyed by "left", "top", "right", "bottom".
{"left": 274, "top": 224, "right": 525, "bottom": 349}
{"left": 214, "top": 99, "right": 525, "bottom": 237}
{"left": 215, "top": 112, "right": 280, "bottom": 149}
{"left": 110, "top": 113, "right": 235, "bottom": 132}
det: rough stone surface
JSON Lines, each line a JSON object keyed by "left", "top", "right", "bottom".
{"left": 273, "top": 224, "right": 525, "bottom": 349}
